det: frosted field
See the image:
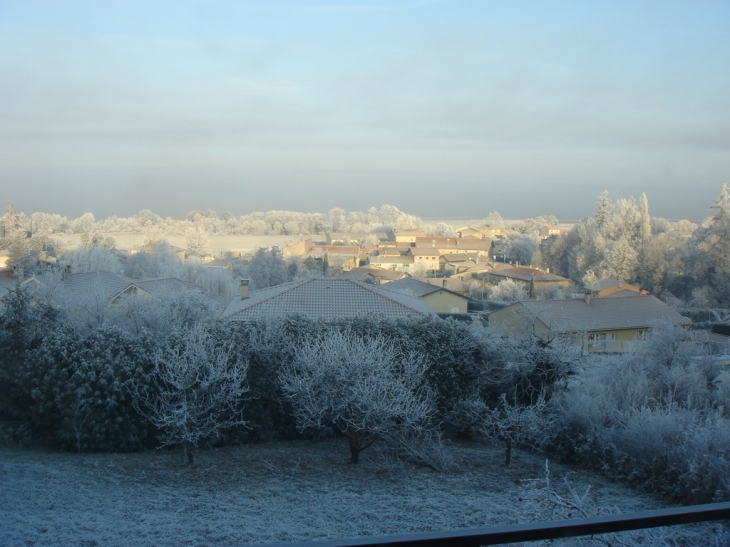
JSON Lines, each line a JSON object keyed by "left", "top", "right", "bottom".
{"left": 55, "top": 234, "right": 309, "bottom": 255}
{"left": 0, "top": 439, "right": 722, "bottom": 546}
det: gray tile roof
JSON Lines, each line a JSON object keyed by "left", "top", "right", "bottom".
{"left": 332, "top": 267, "right": 406, "bottom": 282}
{"left": 378, "top": 277, "right": 441, "bottom": 298}
{"left": 55, "top": 271, "right": 227, "bottom": 313}
{"left": 422, "top": 277, "right": 467, "bottom": 293}
{"left": 504, "top": 295, "right": 691, "bottom": 333}
{"left": 220, "top": 278, "right": 434, "bottom": 321}
{"left": 56, "top": 271, "right": 135, "bottom": 309}
{"left": 603, "top": 289, "right": 642, "bottom": 298}
{"left": 489, "top": 266, "right": 568, "bottom": 283}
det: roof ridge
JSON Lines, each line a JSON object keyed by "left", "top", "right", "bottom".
{"left": 232, "top": 279, "right": 313, "bottom": 315}
{"left": 353, "top": 279, "right": 431, "bottom": 315}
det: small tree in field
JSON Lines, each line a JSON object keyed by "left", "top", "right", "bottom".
{"left": 131, "top": 326, "right": 249, "bottom": 465}
{"left": 478, "top": 392, "right": 553, "bottom": 466}
{"left": 279, "top": 330, "right": 434, "bottom": 464}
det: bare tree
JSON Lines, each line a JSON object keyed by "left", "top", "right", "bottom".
{"left": 279, "top": 330, "right": 435, "bottom": 464}
{"left": 131, "top": 326, "right": 249, "bottom": 465}
{"left": 478, "top": 392, "right": 553, "bottom": 466}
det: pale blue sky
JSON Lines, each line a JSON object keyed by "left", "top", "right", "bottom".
{"left": 1, "top": 1, "right": 728, "bottom": 220}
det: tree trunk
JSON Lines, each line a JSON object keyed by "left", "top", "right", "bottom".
{"left": 504, "top": 441, "right": 512, "bottom": 467}
{"left": 348, "top": 438, "right": 360, "bottom": 464}
{"left": 185, "top": 443, "right": 195, "bottom": 466}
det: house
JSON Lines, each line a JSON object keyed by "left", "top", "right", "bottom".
{"left": 376, "top": 242, "right": 414, "bottom": 255}
{"left": 379, "top": 277, "right": 469, "bottom": 314}
{"left": 440, "top": 253, "right": 481, "bottom": 275}
{"left": 489, "top": 294, "right": 692, "bottom": 352}
{"left": 202, "top": 258, "right": 233, "bottom": 270}
{"left": 486, "top": 266, "right": 571, "bottom": 298}
{"left": 220, "top": 278, "right": 434, "bottom": 321}
{"left": 54, "top": 271, "right": 226, "bottom": 318}
{"left": 475, "top": 226, "right": 514, "bottom": 238}
{"left": 540, "top": 225, "right": 568, "bottom": 239}
{"left": 54, "top": 270, "right": 139, "bottom": 315}
{"left": 0, "top": 269, "right": 42, "bottom": 301}
{"left": 325, "top": 232, "right": 369, "bottom": 245}
{"left": 414, "top": 236, "right": 493, "bottom": 254}
{"left": 455, "top": 226, "right": 484, "bottom": 238}
{"left": 421, "top": 277, "right": 467, "bottom": 294}
{"left": 305, "top": 245, "right": 360, "bottom": 271}
{"left": 366, "top": 254, "right": 414, "bottom": 272}
{"left": 282, "top": 238, "right": 313, "bottom": 259}
{"left": 333, "top": 266, "right": 408, "bottom": 285}
{"left": 389, "top": 229, "right": 426, "bottom": 243}
{"left": 586, "top": 278, "right": 646, "bottom": 298}
{"left": 407, "top": 248, "right": 440, "bottom": 271}
{"left": 0, "top": 249, "right": 9, "bottom": 270}
{"left": 129, "top": 242, "right": 186, "bottom": 261}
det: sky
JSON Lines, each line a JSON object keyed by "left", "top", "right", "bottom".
{"left": 0, "top": 0, "right": 728, "bottom": 221}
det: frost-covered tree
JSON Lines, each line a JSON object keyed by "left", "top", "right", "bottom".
{"left": 478, "top": 392, "right": 553, "bottom": 466}
{"left": 505, "top": 233, "right": 541, "bottom": 266}
{"left": 185, "top": 224, "right": 210, "bottom": 256}
{"left": 70, "top": 212, "right": 96, "bottom": 234}
{"left": 595, "top": 190, "right": 612, "bottom": 230}
{"left": 279, "top": 330, "right": 435, "bottom": 464}
{"left": 123, "top": 240, "right": 181, "bottom": 279}
{"left": 248, "top": 246, "right": 290, "bottom": 290}
{"left": 599, "top": 236, "right": 638, "bottom": 281}
{"left": 65, "top": 246, "right": 123, "bottom": 273}
{"left": 488, "top": 279, "right": 528, "bottom": 302}
{"left": 684, "top": 184, "right": 730, "bottom": 306}
{"left": 131, "top": 326, "right": 249, "bottom": 465}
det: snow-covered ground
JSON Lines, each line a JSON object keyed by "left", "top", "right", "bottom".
{"left": 0, "top": 439, "right": 721, "bottom": 546}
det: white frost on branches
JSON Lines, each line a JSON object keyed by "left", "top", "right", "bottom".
{"left": 131, "top": 326, "right": 249, "bottom": 464}
{"left": 279, "top": 330, "right": 436, "bottom": 465}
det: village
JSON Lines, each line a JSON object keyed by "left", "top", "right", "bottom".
{"left": 1, "top": 197, "right": 730, "bottom": 546}
{"left": 1, "top": 201, "right": 727, "bottom": 357}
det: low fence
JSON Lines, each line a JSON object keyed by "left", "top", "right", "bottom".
{"left": 256, "top": 501, "right": 730, "bottom": 547}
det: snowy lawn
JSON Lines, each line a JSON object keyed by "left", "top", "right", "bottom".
{"left": 0, "top": 439, "right": 721, "bottom": 546}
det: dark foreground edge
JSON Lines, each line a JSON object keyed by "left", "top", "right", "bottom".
{"left": 256, "top": 501, "right": 730, "bottom": 547}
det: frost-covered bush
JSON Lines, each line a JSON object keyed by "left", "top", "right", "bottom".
{"left": 550, "top": 324, "right": 730, "bottom": 503}
{"left": 15, "top": 326, "right": 158, "bottom": 452}
{"left": 111, "top": 290, "right": 218, "bottom": 336}
{"left": 0, "top": 285, "right": 61, "bottom": 418}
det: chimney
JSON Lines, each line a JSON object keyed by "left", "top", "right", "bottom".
{"left": 240, "top": 278, "right": 250, "bottom": 299}
{"left": 62, "top": 264, "right": 71, "bottom": 280}
{"left": 584, "top": 291, "right": 591, "bottom": 305}
{"left": 442, "top": 279, "right": 447, "bottom": 288}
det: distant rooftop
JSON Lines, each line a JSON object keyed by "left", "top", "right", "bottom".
{"left": 220, "top": 278, "right": 434, "bottom": 321}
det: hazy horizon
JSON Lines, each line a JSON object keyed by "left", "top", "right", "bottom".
{"left": 1, "top": 1, "right": 728, "bottom": 221}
